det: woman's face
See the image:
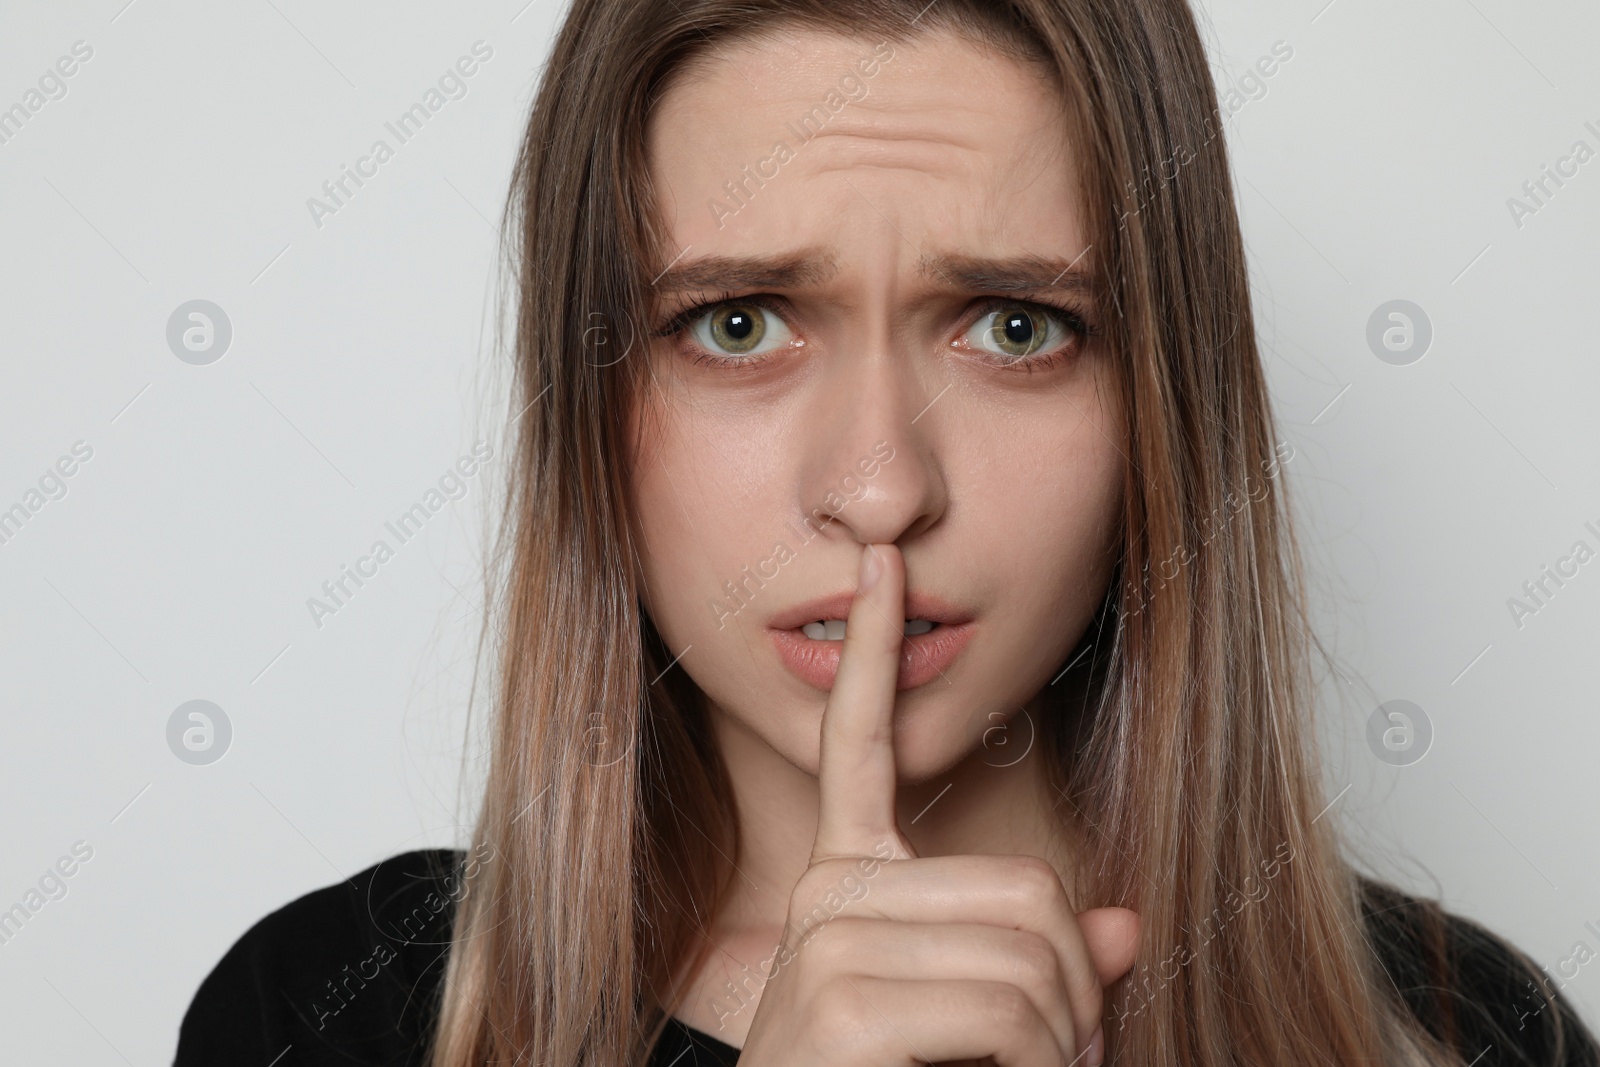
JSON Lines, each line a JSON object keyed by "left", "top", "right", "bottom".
{"left": 629, "top": 26, "right": 1125, "bottom": 781}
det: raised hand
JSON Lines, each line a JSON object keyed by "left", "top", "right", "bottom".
{"left": 736, "top": 542, "right": 1140, "bottom": 1067}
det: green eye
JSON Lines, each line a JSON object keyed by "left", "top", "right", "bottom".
{"left": 691, "top": 302, "right": 794, "bottom": 356}
{"left": 967, "top": 306, "right": 1059, "bottom": 358}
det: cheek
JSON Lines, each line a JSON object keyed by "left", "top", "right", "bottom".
{"left": 1023, "top": 438, "right": 1121, "bottom": 582}
{"left": 627, "top": 388, "right": 789, "bottom": 662}
{"left": 961, "top": 399, "right": 1123, "bottom": 675}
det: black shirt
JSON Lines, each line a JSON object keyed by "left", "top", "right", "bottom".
{"left": 175, "top": 849, "right": 737, "bottom": 1067}
{"left": 175, "top": 848, "right": 1599, "bottom": 1066}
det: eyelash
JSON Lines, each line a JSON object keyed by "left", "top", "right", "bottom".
{"left": 651, "top": 291, "right": 1099, "bottom": 373}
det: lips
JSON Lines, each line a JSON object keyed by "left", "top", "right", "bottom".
{"left": 766, "top": 589, "right": 976, "bottom": 691}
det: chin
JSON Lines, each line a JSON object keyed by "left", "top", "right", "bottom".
{"left": 778, "top": 684, "right": 1002, "bottom": 784}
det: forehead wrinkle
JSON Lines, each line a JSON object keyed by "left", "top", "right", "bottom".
{"left": 784, "top": 116, "right": 990, "bottom": 147}
{"left": 782, "top": 116, "right": 1073, "bottom": 213}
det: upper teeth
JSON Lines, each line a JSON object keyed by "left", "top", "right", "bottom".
{"left": 801, "top": 619, "right": 936, "bottom": 639}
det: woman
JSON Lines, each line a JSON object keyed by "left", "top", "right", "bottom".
{"left": 175, "top": 0, "right": 1599, "bottom": 1064}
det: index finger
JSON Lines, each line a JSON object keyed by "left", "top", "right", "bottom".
{"left": 811, "top": 542, "right": 917, "bottom": 865}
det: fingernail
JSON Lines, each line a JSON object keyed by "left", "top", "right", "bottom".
{"left": 1087, "top": 1026, "right": 1104, "bottom": 1067}
{"left": 857, "top": 544, "right": 881, "bottom": 593}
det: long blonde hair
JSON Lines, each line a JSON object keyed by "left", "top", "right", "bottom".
{"left": 430, "top": 1, "right": 1471, "bottom": 1063}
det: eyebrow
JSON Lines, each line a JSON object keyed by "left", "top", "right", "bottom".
{"left": 920, "top": 251, "right": 1097, "bottom": 296}
{"left": 652, "top": 251, "right": 840, "bottom": 292}
{"left": 650, "top": 249, "right": 1097, "bottom": 297}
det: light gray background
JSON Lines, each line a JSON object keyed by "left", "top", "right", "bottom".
{"left": 1, "top": 0, "right": 1596, "bottom": 1061}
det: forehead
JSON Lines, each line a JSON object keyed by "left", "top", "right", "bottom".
{"left": 644, "top": 26, "right": 1085, "bottom": 266}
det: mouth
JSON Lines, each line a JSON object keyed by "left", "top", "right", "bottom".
{"left": 800, "top": 618, "right": 939, "bottom": 639}
{"left": 766, "top": 591, "right": 977, "bottom": 691}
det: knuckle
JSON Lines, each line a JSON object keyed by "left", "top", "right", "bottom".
{"left": 792, "top": 858, "right": 853, "bottom": 907}
{"left": 1069, "top": 968, "right": 1102, "bottom": 1016}
{"left": 803, "top": 916, "right": 857, "bottom": 971}
{"left": 812, "top": 976, "right": 878, "bottom": 1043}
{"left": 1006, "top": 855, "right": 1065, "bottom": 908}
{"left": 788, "top": 866, "right": 838, "bottom": 918}
{"left": 1009, "top": 929, "right": 1060, "bottom": 989}
{"left": 786, "top": 894, "right": 839, "bottom": 943}
{"left": 1065, "top": 952, "right": 1102, "bottom": 1014}
{"left": 789, "top": 864, "right": 828, "bottom": 907}
{"left": 983, "top": 982, "right": 1035, "bottom": 1029}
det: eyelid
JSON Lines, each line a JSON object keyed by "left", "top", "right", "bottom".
{"left": 965, "top": 295, "right": 1098, "bottom": 336}
{"left": 955, "top": 296, "right": 1099, "bottom": 365}
{"left": 652, "top": 292, "right": 792, "bottom": 338}
{"left": 654, "top": 291, "right": 1098, "bottom": 366}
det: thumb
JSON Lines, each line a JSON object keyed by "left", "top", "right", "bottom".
{"left": 1075, "top": 906, "right": 1141, "bottom": 986}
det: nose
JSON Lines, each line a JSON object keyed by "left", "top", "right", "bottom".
{"left": 794, "top": 332, "right": 948, "bottom": 547}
